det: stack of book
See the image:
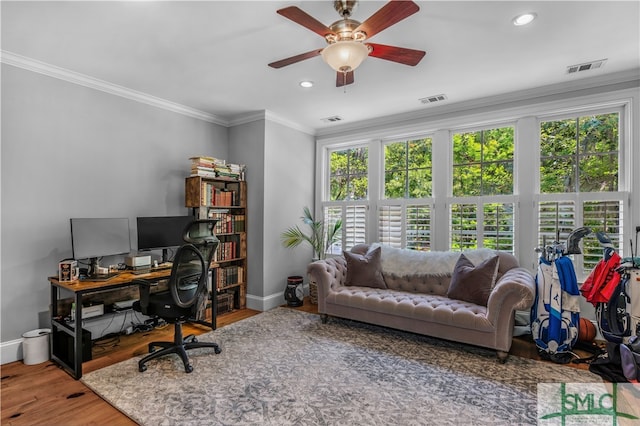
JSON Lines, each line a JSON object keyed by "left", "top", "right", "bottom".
{"left": 199, "top": 183, "right": 236, "bottom": 206}
{"left": 214, "top": 239, "right": 238, "bottom": 262}
{"left": 214, "top": 265, "right": 244, "bottom": 290}
{"left": 190, "top": 156, "right": 246, "bottom": 180}
{"left": 207, "top": 210, "right": 246, "bottom": 234}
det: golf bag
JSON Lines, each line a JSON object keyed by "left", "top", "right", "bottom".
{"left": 531, "top": 255, "right": 581, "bottom": 362}
{"left": 583, "top": 232, "right": 634, "bottom": 344}
{"left": 531, "top": 228, "right": 589, "bottom": 363}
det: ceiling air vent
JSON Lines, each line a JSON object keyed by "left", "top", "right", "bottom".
{"left": 567, "top": 59, "right": 607, "bottom": 74}
{"left": 419, "top": 94, "right": 448, "bottom": 104}
{"left": 321, "top": 115, "right": 343, "bottom": 123}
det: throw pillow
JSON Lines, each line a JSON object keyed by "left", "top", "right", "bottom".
{"left": 446, "top": 254, "right": 499, "bottom": 306}
{"left": 344, "top": 247, "right": 387, "bottom": 289}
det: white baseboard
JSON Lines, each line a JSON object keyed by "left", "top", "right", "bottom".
{"left": 1, "top": 338, "right": 24, "bottom": 365}
{"left": 246, "top": 292, "right": 284, "bottom": 312}
{"left": 245, "top": 285, "right": 310, "bottom": 312}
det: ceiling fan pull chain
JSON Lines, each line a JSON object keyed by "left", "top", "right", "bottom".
{"left": 343, "top": 70, "right": 347, "bottom": 93}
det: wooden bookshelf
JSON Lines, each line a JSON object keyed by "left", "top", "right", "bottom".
{"left": 186, "top": 176, "right": 247, "bottom": 311}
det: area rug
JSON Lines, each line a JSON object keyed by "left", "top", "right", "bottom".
{"left": 82, "top": 308, "right": 600, "bottom": 425}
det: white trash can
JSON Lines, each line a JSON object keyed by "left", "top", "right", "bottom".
{"left": 22, "top": 328, "right": 51, "bottom": 365}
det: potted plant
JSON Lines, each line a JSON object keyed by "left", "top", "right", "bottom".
{"left": 281, "top": 207, "right": 342, "bottom": 305}
{"left": 281, "top": 206, "right": 342, "bottom": 260}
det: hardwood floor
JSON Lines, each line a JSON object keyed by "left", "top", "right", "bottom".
{"left": 1, "top": 301, "right": 588, "bottom": 425}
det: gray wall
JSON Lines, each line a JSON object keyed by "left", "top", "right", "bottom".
{"left": 228, "top": 117, "right": 315, "bottom": 310}
{"left": 1, "top": 64, "right": 228, "bottom": 342}
{"left": 263, "top": 120, "right": 315, "bottom": 305}
{"left": 228, "top": 120, "right": 266, "bottom": 303}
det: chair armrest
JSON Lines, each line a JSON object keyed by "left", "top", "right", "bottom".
{"left": 307, "top": 256, "right": 347, "bottom": 313}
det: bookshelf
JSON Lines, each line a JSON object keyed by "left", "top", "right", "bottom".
{"left": 185, "top": 176, "right": 247, "bottom": 313}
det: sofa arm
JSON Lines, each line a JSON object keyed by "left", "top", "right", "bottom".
{"left": 487, "top": 267, "right": 535, "bottom": 321}
{"left": 307, "top": 256, "right": 347, "bottom": 313}
{"left": 484, "top": 267, "right": 535, "bottom": 352}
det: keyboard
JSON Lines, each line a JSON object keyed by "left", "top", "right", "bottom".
{"left": 130, "top": 264, "right": 172, "bottom": 275}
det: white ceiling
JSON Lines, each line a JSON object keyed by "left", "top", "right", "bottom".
{"left": 2, "top": 1, "right": 639, "bottom": 134}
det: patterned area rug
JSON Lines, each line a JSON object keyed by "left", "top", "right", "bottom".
{"left": 82, "top": 308, "right": 600, "bottom": 425}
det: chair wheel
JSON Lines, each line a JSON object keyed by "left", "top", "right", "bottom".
{"left": 185, "top": 364, "right": 193, "bottom": 373}
{"left": 139, "top": 365, "right": 147, "bottom": 372}
{"left": 215, "top": 347, "right": 222, "bottom": 354}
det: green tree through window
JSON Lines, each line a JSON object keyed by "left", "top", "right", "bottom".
{"left": 330, "top": 147, "right": 368, "bottom": 201}
{"left": 384, "top": 138, "right": 432, "bottom": 199}
{"left": 452, "top": 128, "right": 514, "bottom": 196}
{"left": 540, "top": 113, "right": 618, "bottom": 193}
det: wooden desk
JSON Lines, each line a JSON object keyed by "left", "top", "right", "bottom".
{"left": 49, "top": 270, "right": 215, "bottom": 379}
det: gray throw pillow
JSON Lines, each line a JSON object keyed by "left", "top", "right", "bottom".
{"left": 446, "top": 254, "right": 499, "bottom": 306}
{"left": 344, "top": 246, "right": 387, "bottom": 289}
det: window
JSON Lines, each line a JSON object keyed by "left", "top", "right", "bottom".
{"left": 384, "top": 138, "right": 432, "bottom": 199}
{"left": 450, "top": 126, "right": 515, "bottom": 252}
{"left": 540, "top": 114, "right": 618, "bottom": 193}
{"left": 317, "top": 97, "right": 632, "bottom": 268}
{"left": 452, "top": 128, "right": 514, "bottom": 197}
{"left": 324, "top": 146, "right": 369, "bottom": 254}
{"left": 538, "top": 112, "right": 625, "bottom": 275}
{"left": 329, "top": 147, "right": 368, "bottom": 201}
{"left": 379, "top": 138, "right": 433, "bottom": 250}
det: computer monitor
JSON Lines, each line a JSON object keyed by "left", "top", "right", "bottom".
{"left": 70, "top": 217, "right": 131, "bottom": 277}
{"left": 136, "top": 216, "right": 193, "bottom": 263}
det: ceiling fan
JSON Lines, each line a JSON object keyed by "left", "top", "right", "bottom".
{"left": 268, "top": 0, "right": 426, "bottom": 87}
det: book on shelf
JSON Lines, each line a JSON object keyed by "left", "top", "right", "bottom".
{"left": 199, "top": 182, "right": 238, "bottom": 206}
{"left": 207, "top": 210, "right": 245, "bottom": 234}
{"left": 189, "top": 156, "right": 246, "bottom": 180}
{"left": 214, "top": 265, "right": 245, "bottom": 290}
{"left": 213, "top": 238, "right": 238, "bottom": 262}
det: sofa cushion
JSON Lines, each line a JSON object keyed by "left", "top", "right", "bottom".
{"left": 344, "top": 246, "right": 387, "bottom": 289}
{"left": 446, "top": 254, "right": 499, "bottom": 306}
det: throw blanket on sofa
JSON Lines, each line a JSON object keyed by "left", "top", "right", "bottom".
{"left": 371, "top": 243, "right": 497, "bottom": 277}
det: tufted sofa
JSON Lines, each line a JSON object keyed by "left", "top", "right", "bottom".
{"left": 307, "top": 244, "right": 536, "bottom": 361}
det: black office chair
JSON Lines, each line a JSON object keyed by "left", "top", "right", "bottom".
{"left": 133, "top": 220, "right": 221, "bottom": 373}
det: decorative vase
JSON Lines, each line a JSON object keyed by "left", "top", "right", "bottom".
{"left": 284, "top": 276, "right": 304, "bottom": 307}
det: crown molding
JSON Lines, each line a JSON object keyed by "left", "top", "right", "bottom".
{"left": 1, "top": 50, "right": 229, "bottom": 126}
{"left": 228, "top": 110, "right": 315, "bottom": 136}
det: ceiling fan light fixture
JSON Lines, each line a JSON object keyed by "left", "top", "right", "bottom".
{"left": 321, "top": 41, "right": 369, "bottom": 72}
{"left": 299, "top": 80, "right": 314, "bottom": 88}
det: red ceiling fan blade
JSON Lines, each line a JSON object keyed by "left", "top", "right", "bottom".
{"left": 277, "top": 6, "right": 335, "bottom": 38}
{"left": 367, "top": 43, "right": 425, "bottom": 66}
{"left": 336, "top": 71, "right": 355, "bottom": 87}
{"left": 355, "top": 1, "right": 420, "bottom": 39}
{"left": 268, "top": 49, "right": 323, "bottom": 69}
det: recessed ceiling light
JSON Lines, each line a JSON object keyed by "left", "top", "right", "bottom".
{"left": 512, "top": 12, "right": 537, "bottom": 26}
{"left": 299, "top": 81, "right": 314, "bottom": 88}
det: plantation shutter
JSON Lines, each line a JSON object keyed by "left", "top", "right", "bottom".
{"left": 379, "top": 205, "right": 402, "bottom": 247}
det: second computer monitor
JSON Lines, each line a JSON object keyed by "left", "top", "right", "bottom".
{"left": 136, "top": 216, "right": 193, "bottom": 262}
